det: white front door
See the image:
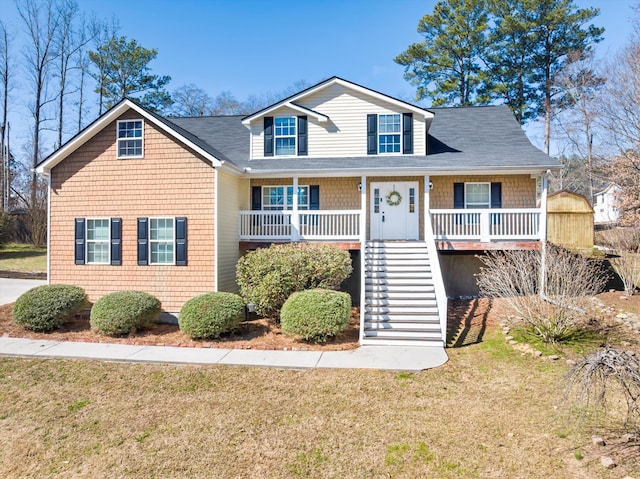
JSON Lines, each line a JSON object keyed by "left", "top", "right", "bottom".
{"left": 370, "top": 182, "right": 419, "bottom": 240}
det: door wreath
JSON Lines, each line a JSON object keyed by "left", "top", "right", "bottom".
{"left": 386, "top": 190, "right": 402, "bottom": 206}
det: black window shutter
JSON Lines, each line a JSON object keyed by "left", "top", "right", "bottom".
{"left": 491, "top": 182, "right": 502, "bottom": 208}
{"left": 251, "top": 186, "right": 262, "bottom": 210}
{"left": 453, "top": 183, "right": 465, "bottom": 209}
{"left": 297, "top": 116, "right": 307, "bottom": 156}
{"left": 175, "top": 217, "right": 187, "bottom": 266}
{"left": 402, "top": 113, "right": 413, "bottom": 154}
{"left": 367, "top": 114, "right": 377, "bottom": 155}
{"left": 264, "top": 117, "right": 274, "bottom": 156}
{"left": 74, "top": 218, "right": 85, "bottom": 265}
{"left": 137, "top": 217, "right": 149, "bottom": 266}
{"left": 309, "top": 185, "right": 320, "bottom": 210}
{"left": 110, "top": 218, "right": 122, "bottom": 266}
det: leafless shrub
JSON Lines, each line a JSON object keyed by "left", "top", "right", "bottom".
{"left": 598, "top": 227, "right": 640, "bottom": 296}
{"left": 565, "top": 348, "right": 640, "bottom": 434}
{"left": 477, "top": 245, "right": 607, "bottom": 342}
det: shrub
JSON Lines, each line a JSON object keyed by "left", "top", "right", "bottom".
{"left": 477, "top": 245, "right": 607, "bottom": 343}
{"left": 90, "top": 291, "right": 161, "bottom": 336}
{"left": 0, "top": 212, "right": 15, "bottom": 246}
{"left": 236, "top": 243, "right": 352, "bottom": 319}
{"left": 597, "top": 227, "right": 640, "bottom": 295}
{"left": 280, "top": 289, "right": 351, "bottom": 343}
{"left": 179, "top": 292, "right": 245, "bottom": 339}
{"left": 13, "top": 284, "right": 87, "bottom": 332}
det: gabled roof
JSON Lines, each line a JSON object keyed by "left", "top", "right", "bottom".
{"left": 36, "top": 98, "right": 228, "bottom": 174}
{"left": 241, "top": 76, "right": 434, "bottom": 126}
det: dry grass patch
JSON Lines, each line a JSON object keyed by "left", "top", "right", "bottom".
{"left": 1, "top": 328, "right": 632, "bottom": 478}
{"left": 0, "top": 243, "right": 47, "bottom": 272}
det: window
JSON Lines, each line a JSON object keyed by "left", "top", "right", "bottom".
{"left": 75, "top": 217, "right": 121, "bottom": 266}
{"left": 262, "top": 185, "right": 309, "bottom": 210}
{"left": 274, "top": 117, "right": 296, "bottom": 156}
{"left": 86, "top": 219, "right": 110, "bottom": 264}
{"left": 117, "top": 120, "right": 143, "bottom": 158}
{"left": 150, "top": 218, "right": 174, "bottom": 264}
{"left": 137, "top": 217, "right": 187, "bottom": 266}
{"left": 464, "top": 183, "right": 491, "bottom": 209}
{"left": 378, "top": 114, "right": 401, "bottom": 153}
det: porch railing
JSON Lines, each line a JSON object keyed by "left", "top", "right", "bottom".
{"left": 239, "top": 210, "right": 361, "bottom": 241}
{"left": 430, "top": 208, "right": 541, "bottom": 242}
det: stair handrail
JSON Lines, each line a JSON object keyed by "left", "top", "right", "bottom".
{"left": 425, "top": 212, "right": 448, "bottom": 346}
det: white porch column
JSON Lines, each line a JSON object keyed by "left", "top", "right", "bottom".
{"left": 539, "top": 173, "right": 549, "bottom": 241}
{"left": 359, "top": 175, "right": 367, "bottom": 344}
{"left": 424, "top": 175, "right": 430, "bottom": 241}
{"left": 291, "top": 176, "right": 300, "bottom": 241}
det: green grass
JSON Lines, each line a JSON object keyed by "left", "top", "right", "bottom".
{"left": 0, "top": 242, "right": 47, "bottom": 272}
{"left": 1, "top": 328, "right": 634, "bottom": 478}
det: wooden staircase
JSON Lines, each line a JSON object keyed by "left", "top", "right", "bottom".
{"left": 362, "top": 241, "right": 444, "bottom": 346}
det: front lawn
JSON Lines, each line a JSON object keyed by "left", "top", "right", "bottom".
{"left": 0, "top": 242, "right": 47, "bottom": 272}
{"left": 1, "top": 319, "right": 638, "bottom": 477}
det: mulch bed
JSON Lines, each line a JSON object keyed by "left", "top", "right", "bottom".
{"left": 0, "top": 304, "right": 361, "bottom": 351}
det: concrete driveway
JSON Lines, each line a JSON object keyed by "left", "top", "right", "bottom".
{"left": 0, "top": 278, "right": 48, "bottom": 306}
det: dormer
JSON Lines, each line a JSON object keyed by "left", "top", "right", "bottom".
{"left": 242, "top": 77, "right": 434, "bottom": 160}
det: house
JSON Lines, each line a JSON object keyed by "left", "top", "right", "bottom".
{"left": 594, "top": 184, "right": 620, "bottom": 225}
{"left": 36, "top": 77, "right": 560, "bottom": 347}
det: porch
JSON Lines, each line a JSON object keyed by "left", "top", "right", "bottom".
{"left": 238, "top": 208, "right": 545, "bottom": 249}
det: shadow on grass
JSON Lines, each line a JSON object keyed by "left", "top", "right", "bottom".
{"left": 446, "top": 298, "right": 490, "bottom": 348}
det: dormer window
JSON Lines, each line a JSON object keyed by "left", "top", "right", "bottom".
{"left": 367, "top": 113, "right": 412, "bottom": 155}
{"left": 378, "top": 114, "right": 401, "bottom": 153}
{"left": 274, "top": 117, "right": 296, "bottom": 155}
{"left": 117, "top": 120, "right": 144, "bottom": 158}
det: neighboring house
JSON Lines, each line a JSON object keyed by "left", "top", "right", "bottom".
{"left": 37, "top": 77, "right": 560, "bottom": 346}
{"left": 594, "top": 184, "right": 620, "bottom": 225}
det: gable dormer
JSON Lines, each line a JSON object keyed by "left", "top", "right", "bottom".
{"left": 242, "top": 77, "right": 433, "bottom": 160}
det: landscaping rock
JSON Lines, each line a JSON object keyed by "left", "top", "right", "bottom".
{"left": 505, "top": 335, "right": 514, "bottom": 341}
{"left": 592, "top": 436, "right": 606, "bottom": 446}
{"left": 547, "top": 355, "right": 560, "bottom": 361}
{"left": 566, "top": 359, "right": 577, "bottom": 366}
{"left": 621, "top": 433, "right": 636, "bottom": 443}
{"left": 600, "top": 456, "right": 616, "bottom": 469}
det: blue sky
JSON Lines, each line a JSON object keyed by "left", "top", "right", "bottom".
{"left": 0, "top": 0, "right": 637, "bottom": 155}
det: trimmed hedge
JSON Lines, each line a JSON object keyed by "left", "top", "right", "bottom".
{"left": 280, "top": 289, "right": 351, "bottom": 343}
{"left": 13, "top": 284, "right": 87, "bottom": 332}
{"left": 236, "top": 243, "right": 352, "bottom": 319}
{"left": 179, "top": 292, "right": 244, "bottom": 339}
{"left": 90, "top": 291, "right": 161, "bottom": 336}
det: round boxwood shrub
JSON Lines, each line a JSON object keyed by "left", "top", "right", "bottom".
{"left": 280, "top": 289, "right": 351, "bottom": 343}
{"left": 90, "top": 291, "right": 161, "bottom": 336}
{"left": 179, "top": 292, "right": 245, "bottom": 339}
{"left": 236, "top": 243, "right": 352, "bottom": 320}
{"left": 13, "top": 284, "right": 87, "bottom": 332}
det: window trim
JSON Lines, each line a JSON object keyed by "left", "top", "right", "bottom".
{"left": 377, "top": 113, "right": 401, "bottom": 155}
{"left": 85, "top": 218, "right": 111, "bottom": 265}
{"left": 116, "top": 119, "right": 144, "bottom": 159}
{"left": 274, "top": 116, "right": 297, "bottom": 157}
{"left": 464, "top": 182, "right": 491, "bottom": 209}
{"left": 261, "top": 185, "right": 310, "bottom": 211}
{"left": 148, "top": 217, "right": 176, "bottom": 265}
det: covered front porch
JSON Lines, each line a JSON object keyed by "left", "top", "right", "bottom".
{"left": 238, "top": 173, "right": 549, "bottom": 249}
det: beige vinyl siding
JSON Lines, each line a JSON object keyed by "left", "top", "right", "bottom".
{"left": 216, "top": 169, "right": 249, "bottom": 293}
{"left": 249, "top": 83, "right": 426, "bottom": 159}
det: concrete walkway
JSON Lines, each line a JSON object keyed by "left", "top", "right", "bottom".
{"left": 0, "top": 277, "right": 47, "bottom": 305}
{"left": 0, "top": 278, "right": 449, "bottom": 371}
{"left": 0, "top": 337, "right": 448, "bottom": 371}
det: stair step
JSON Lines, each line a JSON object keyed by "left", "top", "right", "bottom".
{"left": 365, "top": 297, "right": 437, "bottom": 305}
{"left": 365, "top": 321, "right": 441, "bottom": 330}
{"left": 366, "top": 241, "right": 427, "bottom": 248}
{"left": 365, "top": 306, "right": 439, "bottom": 315}
{"left": 366, "top": 271, "right": 433, "bottom": 278}
{"left": 360, "top": 337, "right": 444, "bottom": 346}
{"left": 366, "top": 265, "right": 432, "bottom": 272}
{"left": 364, "top": 312, "right": 440, "bottom": 324}
{"left": 363, "top": 329, "right": 442, "bottom": 339}
{"left": 366, "top": 251, "right": 429, "bottom": 258}
{"left": 365, "top": 284, "right": 435, "bottom": 292}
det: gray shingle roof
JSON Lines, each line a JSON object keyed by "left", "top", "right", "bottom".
{"left": 171, "top": 104, "right": 559, "bottom": 174}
